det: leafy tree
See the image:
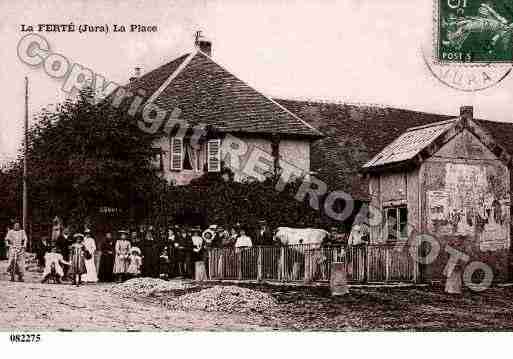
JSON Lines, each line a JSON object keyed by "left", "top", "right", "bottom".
{"left": 24, "top": 87, "right": 163, "bottom": 232}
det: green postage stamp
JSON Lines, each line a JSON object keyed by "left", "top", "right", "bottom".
{"left": 438, "top": 0, "right": 513, "bottom": 63}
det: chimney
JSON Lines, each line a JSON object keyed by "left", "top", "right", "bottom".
{"left": 194, "top": 31, "right": 212, "bottom": 57}
{"left": 460, "top": 105, "right": 473, "bottom": 121}
{"left": 129, "top": 67, "right": 142, "bottom": 83}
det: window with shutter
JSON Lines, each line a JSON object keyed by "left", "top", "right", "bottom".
{"left": 170, "top": 137, "right": 183, "bottom": 171}
{"left": 207, "top": 139, "right": 221, "bottom": 172}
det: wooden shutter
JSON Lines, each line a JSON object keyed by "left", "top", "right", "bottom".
{"left": 207, "top": 139, "right": 221, "bottom": 172}
{"left": 170, "top": 137, "right": 183, "bottom": 171}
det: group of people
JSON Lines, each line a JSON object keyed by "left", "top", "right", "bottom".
{"left": 39, "top": 228, "right": 144, "bottom": 285}
{"left": 4, "top": 217, "right": 351, "bottom": 285}
{"left": 34, "top": 220, "right": 276, "bottom": 283}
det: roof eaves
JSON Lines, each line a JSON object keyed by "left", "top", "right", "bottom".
{"left": 363, "top": 118, "right": 459, "bottom": 170}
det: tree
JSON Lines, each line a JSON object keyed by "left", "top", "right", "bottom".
{"left": 24, "top": 87, "right": 163, "bottom": 232}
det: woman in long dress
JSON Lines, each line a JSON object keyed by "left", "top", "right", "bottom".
{"left": 113, "top": 230, "right": 131, "bottom": 282}
{"left": 98, "top": 232, "right": 115, "bottom": 282}
{"left": 140, "top": 227, "right": 160, "bottom": 278}
{"left": 81, "top": 229, "right": 98, "bottom": 283}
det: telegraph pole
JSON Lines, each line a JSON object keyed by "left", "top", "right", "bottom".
{"left": 23, "top": 77, "right": 28, "bottom": 241}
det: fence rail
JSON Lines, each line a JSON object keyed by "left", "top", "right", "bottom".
{"left": 207, "top": 243, "right": 418, "bottom": 284}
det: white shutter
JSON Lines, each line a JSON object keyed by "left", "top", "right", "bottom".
{"left": 170, "top": 137, "right": 183, "bottom": 171}
{"left": 207, "top": 139, "right": 221, "bottom": 172}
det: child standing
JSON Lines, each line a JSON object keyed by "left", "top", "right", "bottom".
{"left": 127, "top": 247, "right": 142, "bottom": 278}
{"left": 69, "top": 233, "right": 87, "bottom": 286}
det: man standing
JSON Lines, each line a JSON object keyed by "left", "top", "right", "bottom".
{"left": 254, "top": 220, "right": 273, "bottom": 246}
{"left": 5, "top": 221, "right": 28, "bottom": 282}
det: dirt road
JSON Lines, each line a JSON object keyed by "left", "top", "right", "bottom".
{"left": 0, "top": 279, "right": 276, "bottom": 331}
{"left": 3, "top": 259, "right": 513, "bottom": 331}
{"left": 0, "top": 260, "right": 271, "bottom": 331}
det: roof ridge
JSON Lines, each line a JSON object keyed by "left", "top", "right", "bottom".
{"left": 146, "top": 50, "right": 198, "bottom": 104}
{"left": 406, "top": 118, "right": 457, "bottom": 131}
{"left": 126, "top": 53, "right": 190, "bottom": 89}
{"left": 275, "top": 97, "right": 461, "bottom": 118}
{"left": 275, "top": 97, "right": 390, "bottom": 109}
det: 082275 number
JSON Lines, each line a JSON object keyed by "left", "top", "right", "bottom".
{"left": 9, "top": 333, "right": 41, "bottom": 343}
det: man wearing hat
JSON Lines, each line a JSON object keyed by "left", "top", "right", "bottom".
{"left": 254, "top": 220, "right": 273, "bottom": 246}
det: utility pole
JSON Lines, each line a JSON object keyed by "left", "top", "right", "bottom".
{"left": 23, "top": 77, "right": 28, "bottom": 245}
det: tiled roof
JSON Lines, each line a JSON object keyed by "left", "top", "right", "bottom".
{"left": 150, "top": 51, "right": 321, "bottom": 137}
{"left": 126, "top": 54, "right": 189, "bottom": 97}
{"left": 125, "top": 51, "right": 321, "bottom": 138}
{"left": 276, "top": 99, "right": 513, "bottom": 200}
{"left": 363, "top": 120, "right": 456, "bottom": 169}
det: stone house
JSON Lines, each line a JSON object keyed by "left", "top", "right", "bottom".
{"left": 126, "top": 36, "right": 321, "bottom": 186}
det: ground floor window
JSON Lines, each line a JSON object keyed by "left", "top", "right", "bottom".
{"left": 384, "top": 206, "right": 408, "bottom": 241}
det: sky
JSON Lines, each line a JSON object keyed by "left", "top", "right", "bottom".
{"left": 1, "top": 0, "right": 513, "bottom": 161}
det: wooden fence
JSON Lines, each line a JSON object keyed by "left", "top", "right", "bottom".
{"left": 207, "top": 243, "right": 419, "bottom": 284}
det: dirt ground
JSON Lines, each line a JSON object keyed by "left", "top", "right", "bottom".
{"left": 2, "top": 260, "right": 513, "bottom": 331}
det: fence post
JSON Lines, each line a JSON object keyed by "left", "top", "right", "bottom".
{"left": 237, "top": 249, "right": 242, "bottom": 280}
{"left": 304, "top": 247, "right": 311, "bottom": 284}
{"left": 257, "top": 247, "right": 263, "bottom": 282}
{"left": 364, "top": 245, "right": 369, "bottom": 283}
{"left": 413, "top": 244, "right": 419, "bottom": 283}
{"left": 207, "top": 249, "right": 212, "bottom": 280}
{"left": 279, "top": 246, "right": 285, "bottom": 281}
{"left": 385, "top": 246, "right": 390, "bottom": 283}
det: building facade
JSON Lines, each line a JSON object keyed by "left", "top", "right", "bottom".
{"left": 363, "top": 107, "right": 511, "bottom": 282}
{"left": 125, "top": 36, "right": 320, "bottom": 186}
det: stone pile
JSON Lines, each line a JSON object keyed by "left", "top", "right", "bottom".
{"left": 111, "top": 277, "right": 193, "bottom": 297}
{"left": 167, "top": 285, "right": 277, "bottom": 314}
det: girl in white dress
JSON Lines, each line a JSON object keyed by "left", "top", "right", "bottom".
{"left": 81, "top": 229, "right": 98, "bottom": 283}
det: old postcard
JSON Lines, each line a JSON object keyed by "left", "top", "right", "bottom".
{"left": 1, "top": 0, "right": 513, "bottom": 348}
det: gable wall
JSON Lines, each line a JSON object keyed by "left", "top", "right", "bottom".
{"left": 420, "top": 129, "right": 511, "bottom": 282}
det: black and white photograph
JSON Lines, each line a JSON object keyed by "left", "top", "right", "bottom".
{"left": 2, "top": 0, "right": 513, "bottom": 353}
